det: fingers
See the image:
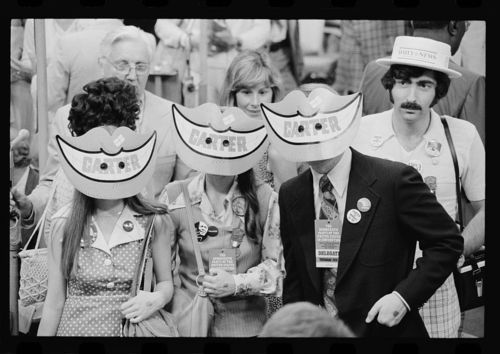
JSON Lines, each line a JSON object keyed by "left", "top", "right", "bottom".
{"left": 365, "top": 300, "right": 382, "bottom": 323}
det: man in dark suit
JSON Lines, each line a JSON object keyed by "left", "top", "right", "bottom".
{"left": 261, "top": 85, "right": 463, "bottom": 337}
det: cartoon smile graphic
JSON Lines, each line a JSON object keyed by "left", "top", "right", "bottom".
{"left": 260, "top": 89, "right": 362, "bottom": 162}
{"left": 55, "top": 126, "right": 157, "bottom": 199}
{"left": 172, "top": 103, "right": 269, "bottom": 176}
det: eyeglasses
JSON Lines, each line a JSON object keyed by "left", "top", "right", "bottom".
{"left": 102, "top": 57, "right": 150, "bottom": 75}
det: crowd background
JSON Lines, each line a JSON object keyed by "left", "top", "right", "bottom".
{"left": 9, "top": 18, "right": 485, "bottom": 338}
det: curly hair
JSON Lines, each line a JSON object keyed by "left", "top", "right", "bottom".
{"left": 381, "top": 64, "right": 451, "bottom": 107}
{"left": 67, "top": 77, "right": 141, "bottom": 137}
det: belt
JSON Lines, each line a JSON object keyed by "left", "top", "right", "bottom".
{"left": 269, "top": 39, "right": 288, "bottom": 52}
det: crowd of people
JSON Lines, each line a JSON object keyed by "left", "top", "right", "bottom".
{"left": 9, "top": 19, "right": 484, "bottom": 338}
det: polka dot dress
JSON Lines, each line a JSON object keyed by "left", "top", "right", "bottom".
{"left": 56, "top": 213, "right": 150, "bottom": 337}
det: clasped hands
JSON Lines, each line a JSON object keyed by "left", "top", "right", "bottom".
{"left": 202, "top": 268, "right": 236, "bottom": 298}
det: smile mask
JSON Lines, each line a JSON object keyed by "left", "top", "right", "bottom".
{"left": 172, "top": 103, "right": 269, "bottom": 176}
{"left": 56, "top": 126, "right": 157, "bottom": 199}
{"left": 260, "top": 88, "right": 362, "bottom": 162}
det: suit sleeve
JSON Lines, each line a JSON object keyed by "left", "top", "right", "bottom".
{"left": 461, "top": 75, "right": 485, "bottom": 145}
{"left": 279, "top": 184, "right": 303, "bottom": 304}
{"left": 393, "top": 166, "right": 463, "bottom": 309}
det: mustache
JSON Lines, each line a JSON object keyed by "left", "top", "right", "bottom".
{"left": 400, "top": 101, "right": 422, "bottom": 110}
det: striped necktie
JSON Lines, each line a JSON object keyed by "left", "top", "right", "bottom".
{"left": 319, "top": 174, "right": 339, "bottom": 317}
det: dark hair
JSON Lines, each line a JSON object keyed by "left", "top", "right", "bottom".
{"left": 411, "top": 21, "right": 450, "bottom": 30}
{"left": 68, "top": 77, "right": 140, "bottom": 137}
{"left": 61, "top": 192, "right": 167, "bottom": 279}
{"left": 236, "top": 169, "right": 261, "bottom": 243}
{"left": 381, "top": 64, "right": 451, "bottom": 107}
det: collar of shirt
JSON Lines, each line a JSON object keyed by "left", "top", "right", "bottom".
{"left": 369, "top": 108, "right": 446, "bottom": 149}
{"left": 310, "top": 148, "right": 352, "bottom": 220}
{"left": 90, "top": 205, "right": 144, "bottom": 256}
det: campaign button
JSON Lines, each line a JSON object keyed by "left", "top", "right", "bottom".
{"left": 425, "top": 139, "right": 442, "bottom": 157}
{"left": 122, "top": 220, "right": 134, "bottom": 232}
{"left": 357, "top": 198, "right": 371, "bottom": 212}
{"left": 370, "top": 136, "right": 384, "bottom": 147}
{"left": 347, "top": 209, "right": 361, "bottom": 224}
{"left": 408, "top": 159, "right": 422, "bottom": 173}
{"left": 207, "top": 225, "right": 218, "bottom": 237}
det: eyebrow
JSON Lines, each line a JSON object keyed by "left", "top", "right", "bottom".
{"left": 416, "top": 79, "right": 437, "bottom": 85}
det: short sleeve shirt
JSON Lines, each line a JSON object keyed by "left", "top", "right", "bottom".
{"left": 352, "top": 109, "right": 485, "bottom": 220}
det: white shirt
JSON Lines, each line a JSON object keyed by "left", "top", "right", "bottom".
{"left": 310, "top": 148, "right": 352, "bottom": 222}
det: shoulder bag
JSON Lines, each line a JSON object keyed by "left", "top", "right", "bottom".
{"left": 121, "top": 214, "right": 179, "bottom": 337}
{"left": 166, "top": 181, "right": 215, "bottom": 337}
{"left": 441, "top": 116, "right": 484, "bottom": 312}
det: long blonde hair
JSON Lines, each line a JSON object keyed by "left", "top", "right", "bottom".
{"left": 219, "top": 49, "right": 283, "bottom": 107}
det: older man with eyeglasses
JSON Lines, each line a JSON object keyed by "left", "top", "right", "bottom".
{"left": 12, "top": 26, "right": 195, "bottom": 247}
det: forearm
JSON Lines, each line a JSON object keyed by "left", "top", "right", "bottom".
{"left": 37, "top": 300, "right": 65, "bottom": 336}
{"left": 153, "top": 280, "right": 174, "bottom": 308}
{"left": 462, "top": 207, "right": 484, "bottom": 256}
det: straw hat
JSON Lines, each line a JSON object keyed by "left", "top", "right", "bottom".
{"left": 376, "top": 36, "right": 461, "bottom": 78}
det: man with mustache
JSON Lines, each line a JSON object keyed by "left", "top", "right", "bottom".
{"left": 352, "top": 36, "right": 485, "bottom": 337}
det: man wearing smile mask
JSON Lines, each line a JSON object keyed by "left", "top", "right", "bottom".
{"left": 352, "top": 36, "right": 485, "bottom": 337}
{"left": 263, "top": 86, "right": 463, "bottom": 337}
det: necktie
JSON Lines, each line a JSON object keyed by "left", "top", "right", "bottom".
{"left": 319, "top": 174, "right": 339, "bottom": 317}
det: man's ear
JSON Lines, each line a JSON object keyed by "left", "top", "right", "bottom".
{"left": 447, "top": 21, "right": 459, "bottom": 36}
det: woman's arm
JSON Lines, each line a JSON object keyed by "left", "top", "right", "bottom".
{"left": 120, "top": 213, "right": 174, "bottom": 323}
{"left": 233, "top": 191, "right": 284, "bottom": 297}
{"left": 37, "top": 218, "right": 67, "bottom": 336}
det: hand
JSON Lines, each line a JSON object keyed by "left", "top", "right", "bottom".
{"left": 365, "top": 293, "right": 408, "bottom": 327}
{"left": 10, "top": 57, "right": 32, "bottom": 76}
{"left": 202, "top": 268, "right": 236, "bottom": 298}
{"left": 11, "top": 189, "right": 33, "bottom": 220}
{"left": 210, "top": 28, "right": 237, "bottom": 51}
{"left": 120, "top": 290, "right": 166, "bottom": 323}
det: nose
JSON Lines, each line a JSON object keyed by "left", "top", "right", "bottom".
{"left": 125, "top": 66, "right": 138, "bottom": 81}
{"left": 406, "top": 83, "right": 417, "bottom": 101}
{"left": 250, "top": 93, "right": 259, "bottom": 106}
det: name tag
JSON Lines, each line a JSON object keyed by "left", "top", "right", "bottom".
{"left": 315, "top": 219, "right": 341, "bottom": 268}
{"left": 209, "top": 248, "right": 237, "bottom": 274}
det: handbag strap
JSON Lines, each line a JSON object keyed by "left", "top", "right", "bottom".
{"left": 130, "top": 214, "right": 156, "bottom": 298}
{"left": 23, "top": 180, "right": 57, "bottom": 250}
{"left": 441, "top": 116, "right": 464, "bottom": 232}
{"left": 181, "top": 182, "right": 206, "bottom": 279}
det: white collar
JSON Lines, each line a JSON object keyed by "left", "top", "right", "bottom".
{"left": 90, "top": 205, "right": 145, "bottom": 255}
{"left": 310, "top": 148, "right": 352, "bottom": 199}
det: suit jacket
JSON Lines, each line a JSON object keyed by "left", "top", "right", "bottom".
{"left": 29, "top": 90, "right": 194, "bottom": 225}
{"left": 279, "top": 148, "right": 463, "bottom": 337}
{"left": 360, "top": 60, "right": 485, "bottom": 144}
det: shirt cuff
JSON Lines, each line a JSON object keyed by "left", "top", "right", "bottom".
{"left": 392, "top": 291, "right": 411, "bottom": 311}
{"left": 232, "top": 274, "right": 244, "bottom": 295}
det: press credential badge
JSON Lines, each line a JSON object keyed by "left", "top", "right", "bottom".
{"left": 315, "top": 218, "right": 341, "bottom": 268}
{"left": 209, "top": 248, "right": 237, "bottom": 274}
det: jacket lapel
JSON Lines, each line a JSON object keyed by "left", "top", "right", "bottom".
{"left": 289, "top": 170, "right": 322, "bottom": 294}
{"left": 336, "top": 149, "right": 380, "bottom": 288}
